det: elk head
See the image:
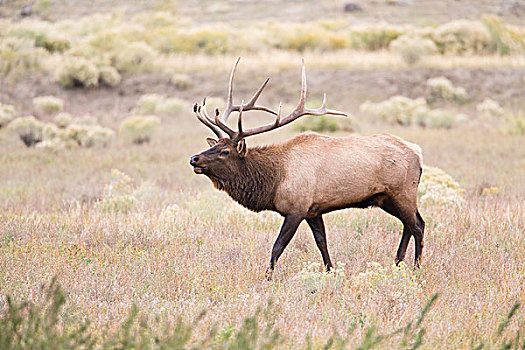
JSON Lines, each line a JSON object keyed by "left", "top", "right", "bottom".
{"left": 190, "top": 58, "right": 347, "bottom": 176}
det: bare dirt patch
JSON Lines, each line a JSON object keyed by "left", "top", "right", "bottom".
{"left": 2, "top": 67, "right": 524, "bottom": 121}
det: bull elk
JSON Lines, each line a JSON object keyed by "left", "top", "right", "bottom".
{"left": 190, "top": 58, "right": 425, "bottom": 280}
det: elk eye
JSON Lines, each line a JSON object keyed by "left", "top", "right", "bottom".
{"left": 220, "top": 150, "right": 230, "bottom": 156}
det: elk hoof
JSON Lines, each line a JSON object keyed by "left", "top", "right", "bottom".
{"left": 414, "top": 258, "right": 421, "bottom": 269}
{"left": 265, "top": 268, "right": 273, "bottom": 281}
{"left": 395, "top": 258, "right": 402, "bottom": 266}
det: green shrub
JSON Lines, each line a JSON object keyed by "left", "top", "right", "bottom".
{"left": 361, "top": 95, "right": 460, "bottom": 128}
{"left": 432, "top": 20, "right": 493, "bottom": 55}
{"left": 146, "top": 26, "right": 233, "bottom": 54}
{"left": 113, "top": 41, "right": 157, "bottom": 72}
{"left": 186, "top": 29, "right": 230, "bottom": 54}
{"left": 295, "top": 261, "right": 345, "bottom": 294}
{"left": 37, "top": 115, "right": 114, "bottom": 149}
{"left": 80, "top": 125, "right": 114, "bottom": 147}
{"left": 82, "top": 27, "right": 130, "bottom": 54}
{"left": 0, "top": 279, "right": 93, "bottom": 349}
{"left": 119, "top": 115, "right": 160, "bottom": 144}
{"left": 389, "top": 35, "right": 437, "bottom": 64}
{"left": 417, "top": 109, "right": 461, "bottom": 129}
{"left": 55, "top": 57, "right": 99, "bottom": 88}
{"left": 418, "top": 165, "right": 465, "bottom": 207}
{"left": 32, "top": 95, "right": 64, "bottom": 115}
{"left": 426, "top": 77, "right": 467, "bottom": 103}
{"left": 37, "top": 31, "right": 71, "bottom": 53}
{"left": 35, "top": 138, "right": 67, "bottom": 151}
{"left": 0, "top": 102, "right": 16, "bottom": 128}
{"left": 500, "top": 110, "right": 525, "bottom": 135}
{"left": 0, "top": 36, "right": 44, "bottom": 74}
{"left": 349, "top": 22, "right": 403, "bottom": 50}
{"left": 63, "top": 123, "right": 113, "bottom": 147}
{"left": 143, "top": 27, "right": 190, "bottom": 54}
{"left": 296, "top": 115, "right": 340, "bottom": 132}
{"left": 42, "top": 122, "right": 60, "bottom": 140}
{"left": 134, "top": 94, "right": 164, "bottom": 114}
{"left": 6, "top": 115, "right": 44, "bottom": 146}
{"left": 99, "top": 169, "right": 137, "bottom": 213}
{"left": 353, "top": 262, "right": 423, "bottom": 307}
{"left": 98, "top": 65, "right": 121, "bottom": 87}
{"left": 265, "top": 24, "right": 348, "bottom": 52}
{"left": 63, "top": 123, "right": 90, "bottom": 144}
{"left": 155, "top": 97, "right": 187, "bottom": 114}
{"left": 53, "top": 112, "right": 74, "bottom": 128}
{"left": 73, "top": 114, "right": 98, "bottom": 126}
{"left": 360, "top": 96, "right": 429, "bottom": 126}
{"left": 171, "top": 73, "right": 191, "bottom": 90}
{"left": 134, "top": 94, "right": 187, "bottom": 115}
{"left": 6, "top": 20, "right": 70, "bottom": 53}
{"left": 98, "top": 169, "right": 159, "bottom": 212}
{"left": 482, "top": 14, "right": 525, "bottom": 55}
{"left": 476, "top": 98, "right": 504, "bottom": 118}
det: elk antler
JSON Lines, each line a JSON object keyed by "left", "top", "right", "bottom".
{"left": 193, "top": 58, "right": 347, "bottom": 142}
{"left": 193, "top": 100, "right": 227, "bottom": 139}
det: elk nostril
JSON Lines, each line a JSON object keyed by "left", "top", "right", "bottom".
{"left": 190, "top": 155, "right": 200, "bottom": 165}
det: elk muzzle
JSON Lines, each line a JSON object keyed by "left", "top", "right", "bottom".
{"left": 190, "top": 155, "right": 206, "bottom": 174}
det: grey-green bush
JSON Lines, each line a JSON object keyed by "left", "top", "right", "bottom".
{"left": 98, "top": 65, "right": 121, "bottom": 87}
{"left": 119, "top": 115, "right": 160, "bottom": 144}
{"left": 426, "top": 77, "right": 467, "bottom": 103}
{"left": 0, "top": 102, "right": 16, "bottom": 128}
{"left": 389, "top": 35, "right": 437, "bottom": 64}
{"left": 6, "top": 115, "right": 44, "bottom": 146}
{"left": 55, "top": 57, "right": 99, "bottom": 88}
{"left": 32, "top": 95, "right": 64, "bottom": 114}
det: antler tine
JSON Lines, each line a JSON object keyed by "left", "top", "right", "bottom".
{"left": 245, "top": 78, "right": 270, "bottom": 108}
{"left": 201, "top": 97, "right": 217, "bottom": 125}
{"left": 237, "top": 100, "right": 244, "bottom": 136}
{"left": 275, "top": 102, "right": 282, "bottom": 126}
{"left": 237, "top": 77, "right": 279, "bottom": 115}
{"left": 221, "top": 57, "right": 241, "bottom": 121}
{"left": 222, "top": 58, "right": 278, "bottom": 122}
{"left": 298, "top": 59, "right": 307, "bottom": 109}
{"left": 305, "top": 93, "right": 347, "bottom": 117}
{"left": 215, "top": 108, "right": 236, "bottom": 139}
{"left": 193, "top": 103, "right": 226, "bottom": 139}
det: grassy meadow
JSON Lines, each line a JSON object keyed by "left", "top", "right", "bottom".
{"left": 1, "top": 0, "right": 525, "bottom": 348}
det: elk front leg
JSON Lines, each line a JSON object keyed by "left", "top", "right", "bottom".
{"left": 266, "top": 215, "right": 303, "bottom": 281}
{"left": 306, "top": 215, "right": 333, "bottom": 271}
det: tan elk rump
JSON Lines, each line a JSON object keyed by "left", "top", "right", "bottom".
{"left": 190, "top": 59, "right": 425, "bottom": 280}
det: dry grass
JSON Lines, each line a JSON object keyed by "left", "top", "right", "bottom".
{"left": 152, "top": 50, "right": 525, "bottom": 74}
{"left": 1, "top": 113, "right": 524, "bottom": 347}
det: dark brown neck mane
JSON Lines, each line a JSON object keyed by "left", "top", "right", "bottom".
{"left": 208, "top": 146, "right": 282, "bottom": 212}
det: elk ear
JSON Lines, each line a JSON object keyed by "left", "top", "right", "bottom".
{"left": 206, "top": 138, "right": 218, "bottom": 147}
{"left": 237, "top": 139, "right": 247, "bottom": 157}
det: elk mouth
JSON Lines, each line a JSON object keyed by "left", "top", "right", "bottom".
{"left": 193, "top": 166, "right": 206, "bottom": 174}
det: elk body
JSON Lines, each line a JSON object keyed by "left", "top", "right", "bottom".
{"left": 190, "top": 59, "right": 425, "bottom": 279}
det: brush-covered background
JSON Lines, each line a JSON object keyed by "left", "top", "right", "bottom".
{"left": 0, "top": 0, "right": 524, "bottom": 348}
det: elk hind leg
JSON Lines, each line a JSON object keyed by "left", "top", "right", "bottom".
{"left": 379, "top": 196, "right": 420, "bottom": 266}
{"left": 413, "top": 210, "right": 425, "bottom": 267}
